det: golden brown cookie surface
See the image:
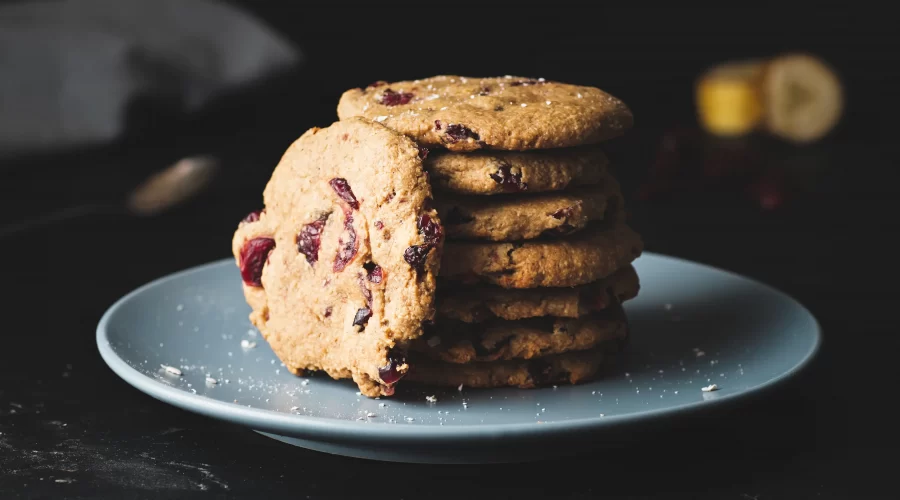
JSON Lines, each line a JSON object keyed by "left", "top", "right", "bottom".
{"left": 437, "top": 265, "right": 639, "bottom": 323}
{"left": 231, "top": 118, "right": 442, "bottom": 397}
{"left": 412, "top": 305, "right": 628, "bottom": 364}
{"left": 337, "top": 76, "right": 632, "bottom": 152}
{"left": 435, "top": 177, "right": 622, "bottom": 241}
{"left": 425, "top": 147, "right": 608, "bottom": 195}
{"left": 440, "top": 223, "right": 643, "bottom": 288}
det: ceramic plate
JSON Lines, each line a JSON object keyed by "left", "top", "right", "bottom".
{"left": 97, "top": 253, "right": 820, "bottom": 463}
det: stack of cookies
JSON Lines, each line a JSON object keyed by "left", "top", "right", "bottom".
{"left": 232, "top": 76, "right": 642, "bottom": 397}
{"left": 337, "top": 76, "right": 643, "bottom": 391}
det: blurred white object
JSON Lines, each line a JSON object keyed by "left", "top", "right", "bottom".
{"left": 0, "top": 0, "right": 302, "bottom": 157}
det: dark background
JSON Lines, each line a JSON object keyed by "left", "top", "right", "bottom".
{"left": 1, "top": 3, "right": 898, "bottom": 498}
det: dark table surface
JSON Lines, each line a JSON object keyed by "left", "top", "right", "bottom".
{"left": 1, "top": 6, "right": 898, "bottom": 498}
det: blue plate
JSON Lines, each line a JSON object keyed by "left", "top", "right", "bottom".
{"left": 97, "top": 253, "right": 820, "bottom": 463}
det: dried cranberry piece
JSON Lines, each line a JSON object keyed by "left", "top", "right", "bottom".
{"left": 352, "top": 307, "right": 372, "bottom": 327}
{"left": 333, "top": 209, "right": 358, "bottom": 272}
{"left": 489, "top": 163, "right": 526, "bottom": 192}
{"left": 297, "top": 214, "right": 329, "bottom": 265}
{"left": 378, "top": 352, "right": 407, "bottom": 385}
{"left": 403, "top": 245, "right": 431, "bottom": 274}
{"left": 242, "top": 210, "right": 262, "bottom": 223}
{"left": 364, "top": 262, "right": 383, "bottom": 284}
{"left": 434, "top": 120, "right": 442, "bottom": 130}
{"left": 417, "top": 145, "right": 430, "bottom": 160}
{"left": 377, "top": 88, "right": 414, "bottom": 106}
{"left": 443, "top": 123, "right": 480, "bottom": 144}
{"left": 239, "top": 237, "right": 276, "bottom": 287}
{"left": 329, "top": 178, "right": 359, "bottom": 209}
{"left": 445, "top": 207, "right": 474, "bottom": 225}
{"left": 550, "top": 207, "right": 574, "bottom": 220}
{"left": 417, "top": 213, "right": 443, "bottom": 245}
{"left": 324, "top": 306, "right": 333, "bottom": 318}
{"left": 374, "top": 220, "right": 384, "bottom": 230}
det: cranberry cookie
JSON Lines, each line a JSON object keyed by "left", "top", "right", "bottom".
{"left": 435, "top": 178, "right": 622, "bottom": 241}
{"left": 337, "top": 76, "right": 633, "bottom": 152}
{"left": 425, "top": 147, "right": 608, "bottom": 195}
{"left": 440, "top": 223, "right": 643, "bottom": 288}
{"left": 231, "top": 118, "right": 443, "bottom": 397}
{"left": 412, "top": 304, "right": 627, "bottom": 364}
{"left": 405, "top": 343, "right": 621, "bottom": 389}
{"left": 437, "top": 265, "right": 639, "bottom": 323}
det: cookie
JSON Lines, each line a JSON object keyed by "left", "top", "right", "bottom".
{"left": 337, "top": 76, "right": 633, "bottom": 152}
{"left": 437, "top": 265, "right": 639, "bottom": 322}
{"left": 231, "top": 117, "right": 443, "bottom": 398}
{"left": 425, "top": 147, "right": 608, "bottom": 195}
{"left": 439, "top": 223, "right": 643, "bottom": 288}
{"left": 412, "top": 304, "right": 628, "bottom": 364}
{"left": 435, "top": 177, "right": 622, "bottom": 241}
{"left": 405, "top": 344, "right": 620, "bottom": 389}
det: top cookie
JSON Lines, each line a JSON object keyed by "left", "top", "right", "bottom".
{"left": 231, "top": 117, "right": 443, "bottom": 397}
{"left": 337, "top": 76, "right": 633, "bottom": 152}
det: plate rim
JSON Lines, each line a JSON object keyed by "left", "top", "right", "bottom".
{"left": 96, "top": 253, "right": 822, "bottom": 442}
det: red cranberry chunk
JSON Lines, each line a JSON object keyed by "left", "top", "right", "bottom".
{"left": 489, "top": 164, "right": 527, "bottom": 192}
{"left": 352, "top": 307, "right": 372, "bottom": 327}
{"left": 374, "top": 220, "right": 384, "bottom": 230}
{"left": 324, "top": 306, "right": 333, "bottom": 318}
{"left": 378, "top": 353, "right": 407, "bottom": 385}
{"left": 417, "top": 213, "right": 443, "bottom": 245}
{"left": 434, "top": 120, "right": 442, "bottom": 130}
{"left": 333, "top": 211, "right": 358, "bottom": 272}
{"left": 417, "top": 145, "right": 430, "bottom": 160}
{"left": 242, "top": 210, "right": 262, "bottom": 223}
{"left": 404, "top": 245, "right": 432, "bottom": 275}
{"left": 378, "top": 88, "right": 414, "bottom": 106}
{"left": 443, "top": 123, "right": 480, "bottom": 144}
{"left": 297, "top": 214, "right": 329, "bottom": 265}
{"left": 329, "top": 178, "right": 359, "bottom": 209}
{"left": 364, "top": 262, "right": 384, "bottom": 284}
{"left": 239, "top": 237, "right": 276, "bottom": 287}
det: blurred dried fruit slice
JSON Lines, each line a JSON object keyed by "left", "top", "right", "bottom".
{"left": 762, "top": 53, "right": 843, "bottom": 143}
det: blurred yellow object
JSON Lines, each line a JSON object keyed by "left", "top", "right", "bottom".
{"left": 695, "top": 53, "right": 843, "bottom": 143}
{"left": 696, "top": 60, "right": 765, "bottom": 136}
{"left": 762, "top": 53, "right": 843, "bottom": 143}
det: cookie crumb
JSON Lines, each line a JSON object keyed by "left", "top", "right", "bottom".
{"left": 379, "top": 402, "right": 387, "bottom": 408}
{"left": 160, "top": 365, "right": 182, "bottom": 376}
{"left": 458, "top": 383, "right": 464, "bottom": 392}
{"left": 301, "top": 380, "right": 309, "bottom": 386}
{"left": 695, "top": 350, "right": 706, "bottom": 357}
{"left": 405, "top": 417, "right": 414, "bottom": 422}
{"left": 290, "top": 406, "right": 299, "bottom": 411}
{"left": 176, "top": 304, "right": 184, "bottom": 311}
{"left": 367, "top": 412, "right": 377, "bottom": 418}
{"left": 426, "top": 395, "right": 437, "bottom": 403}
{"left": 240, "top": 340, "right": 256, "bottom": 349}
{"left": 701, "top": 384, "right": 719, "bottom": 392}
{"left": 205, "top": 377, "right": 217, "bottom": 385}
